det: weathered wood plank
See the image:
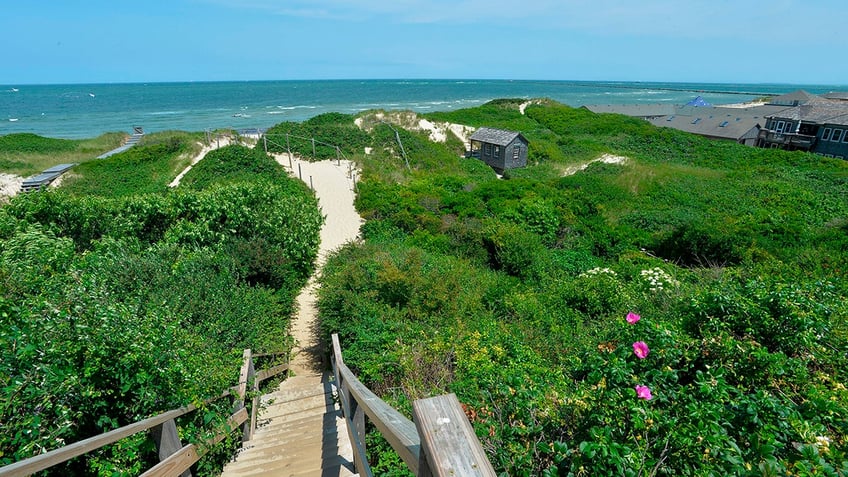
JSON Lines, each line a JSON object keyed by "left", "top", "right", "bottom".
{"left": 255, "top": 363, "right": 289, "bottom": 382}
{"left": 413, "top": 394, "right": 496, "bottom": 477}
{"left": 151, "top": 419, "right": 191, "bottom": 477}
{"left": 337, "top": 361, "right": 420, "bottom": 473}
{"left": 140, "top": 444, "right": 199, "bottom": 477}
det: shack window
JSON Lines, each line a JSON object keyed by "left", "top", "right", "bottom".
{"left": 493, "top": 145, "right": 500, "bottom": 157}
{"left": 832, "top": 129, "right": 844, "bottom": 142}
{"left": 823, "top": 128, "right": 832, "bottom": 141}
{"left": 513, "top": 146, "right": 520, "bottom": 160}
{"left": 484, "top": 143, "right": 492, "bottom": 156}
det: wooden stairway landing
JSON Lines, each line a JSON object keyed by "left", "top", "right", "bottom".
{"left": 221, "top": 372, "right": 357, "bottom": 477}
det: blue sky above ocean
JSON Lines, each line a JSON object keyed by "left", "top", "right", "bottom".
{"left": 1, "top": 1, "right": 846, "bottom": 85}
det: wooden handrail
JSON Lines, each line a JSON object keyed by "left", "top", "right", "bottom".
{"left": 0, "top": 349, "right": 290, "bottom": 477}
{"left": 0, "top": 406, "right": 197, "bottom": 477}
{"left": 331, "top": 334, "right": 496, "bottom": 477}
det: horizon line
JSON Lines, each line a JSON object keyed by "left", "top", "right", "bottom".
{"left": 3, "top": 78, "right": 848, "bottom": 88}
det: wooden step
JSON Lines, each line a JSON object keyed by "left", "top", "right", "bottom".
{"left": 221, "top": 372, "right": 354, "bottom": 477}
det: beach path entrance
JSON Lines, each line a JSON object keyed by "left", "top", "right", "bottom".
{"left": 220, "top": 153, "right": 361, "bottom": 477}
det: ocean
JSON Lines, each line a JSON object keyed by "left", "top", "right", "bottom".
{"left": 1, "top": 79, "right": 845, "bottom": 139}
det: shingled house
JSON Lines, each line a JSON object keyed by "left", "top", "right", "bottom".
{"left": 757, "top": 96, "right": 848, "bottom": 158}
{"left": 468, "top": 127, "right": 528, "bottom": 172}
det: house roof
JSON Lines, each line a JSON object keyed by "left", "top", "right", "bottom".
{"left": 469, "top": 127, "right": 526, "bottom": 146}
{"left": 823, "top": 91, "right": 848, "bottom": 101}
{"left": 766, "top": 97, "right": 848, "bottom": 126}
{"left": 768, "top": 90, "right": 817, "bottom": 106}
{"left": 646, "top": 104, "right": 789, "bottom": 140}
{"left": 647, "top": 113, "right": 761, "bottom": 140}
{"left": 582, "top": 104, "right": 676, "bottom": 117}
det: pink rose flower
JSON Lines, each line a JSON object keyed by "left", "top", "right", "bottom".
{"left": 635, "top": 385, "right": 653, "bottom": 400}
{"left": 633, "top": 341, "right": 650, "bottom": 359}
{"left": 626, "top": 312, "right": 641, "bottom": 324}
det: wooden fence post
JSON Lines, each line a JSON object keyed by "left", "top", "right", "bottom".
{"left": 286, "top": 134, "right": 292, "bottom": 167}
{"left": 311, "top": 138, "right": 316, "bottom": 159}
{"left": 151, "top": 419, "right": 192, "bottom": 477}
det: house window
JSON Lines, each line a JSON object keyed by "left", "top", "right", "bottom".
{"left": 832, "top": 129, "right": 844, "bottom": 142}
{"left": 493, "top": 145, "right": 500, "bottom": 157}
{"left": 513, "top": 146, "right": 520, "bottom": 160}
{"left": 822, "top": 128, "right": 832, "bottom": 141}
{"left": 843, "top": 132, "right": 848, "bottom": 143}
{"left": 484, "top": 143, "right": 492, "bottom": 156}
{"left": 719, "top": 121, "right": 729, "bottom": 127}
{"left": 776, "top": 121, "right": 785, "bottom": 132}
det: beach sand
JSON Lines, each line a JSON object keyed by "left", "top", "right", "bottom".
{"left": 272, "top": 152, "right": 363, "bottom": 374}
{"left": 0, "top": 173, "right": 23, "bottom": 200}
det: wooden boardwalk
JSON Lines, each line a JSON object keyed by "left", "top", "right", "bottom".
{"left": 97, "top": 127, "right": 144, "bottom": 158}
{"left": 220, "top": 372, "right": 356, "bottom": 477}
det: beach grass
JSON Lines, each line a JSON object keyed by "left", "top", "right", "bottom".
{"left": 0, "top": 132, "right": 127, "bottom": 176}
{"left": 60, "top": 131, "right": 203, "bottom": 197}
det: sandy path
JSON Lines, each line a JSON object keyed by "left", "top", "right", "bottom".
{"left": 562, "top": 153, "right": 629, "bottom": 176}
{"left": 273, "top": 153, "right": 363, "bottom": 375}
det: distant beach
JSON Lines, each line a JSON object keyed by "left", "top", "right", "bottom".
{"left": 1, "top": 80, "right": 846, "bottom": 139}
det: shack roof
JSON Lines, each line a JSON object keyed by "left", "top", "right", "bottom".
{"left": 469, "top": 127, "right": 526, "bottom": 146}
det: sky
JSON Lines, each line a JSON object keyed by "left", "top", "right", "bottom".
{"left": 2, "top": 0, "right": 847, "bottom": 85}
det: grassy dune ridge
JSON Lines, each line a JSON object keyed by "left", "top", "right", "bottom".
{"left": 315, "top": 100, "right": 848, "bottom": 475}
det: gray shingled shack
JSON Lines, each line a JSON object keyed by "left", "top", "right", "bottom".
{"left": 468, "top": 127, "right": 528, "bottom": 173}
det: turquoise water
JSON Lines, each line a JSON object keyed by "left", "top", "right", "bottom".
{"left": 1, "top": 79, "right": 845, "bottom": 139}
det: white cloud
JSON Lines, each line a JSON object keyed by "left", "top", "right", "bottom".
{"left": 197, "top": 0, "right": 844, "bottom": 43}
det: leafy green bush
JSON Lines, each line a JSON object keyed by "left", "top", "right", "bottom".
{"left": 60, "top": 136, "right": 197, "bottom": 197}
{"left": 317, "top": 100, "right": 848, "bottom": 475}
{"left": 179, "top": 144, "right": 288, "bottom": 189}
{"left": 0, "top": 138, "right": 322, "bottom": 473}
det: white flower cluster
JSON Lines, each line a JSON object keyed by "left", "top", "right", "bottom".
{"left": 815, "top": 435, "right": 831, "bottom": 454}
{"left": 640, "top": 267, "right": 679, "bottom": 292}
{"left": 579, "top": 267, "right": 617, "bottom": 278}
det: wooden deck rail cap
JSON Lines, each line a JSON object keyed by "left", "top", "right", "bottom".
{"left": 413, "top": 394, "right": 496, "bottom": 477}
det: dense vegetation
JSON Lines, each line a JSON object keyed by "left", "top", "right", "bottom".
{"left": 2, "top": 100, "right": 846, "bottom": 476}
{"left": 314, "top": 100, "right": 847, "bottom": 475}
{"left": 0, "top": 132, "right": 125, "bottom": 176}
{"left": 0, "top": 138, "right": 322, "bottom": 474}
{"left": 58, "top": 132, "right": 203, "bottom": 197}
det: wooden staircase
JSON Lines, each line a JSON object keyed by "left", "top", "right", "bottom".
{"left": 221, "top": 372, "right": 357, "bottom": 477}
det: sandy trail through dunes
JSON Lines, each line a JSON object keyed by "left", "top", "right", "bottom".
{"left": 272, "top": 152, "right": 363, "bottom": 375}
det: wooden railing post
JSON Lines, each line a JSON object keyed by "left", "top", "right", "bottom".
{"left": 413, "top": 394, "right": 496, "bottom": 477}
{"left": 233, "top": 349, "right": 254, "bottom": 442}
{"left": 247, "top": 358, "right": 259, "bottom": 441}
{"left": 150, "top": 419, "right": 192, "bottom": 477}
